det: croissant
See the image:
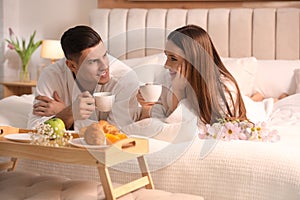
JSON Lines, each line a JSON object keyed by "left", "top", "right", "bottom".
{"left": 99, "top": 120, "right": 119, "bottom": 135}
{"left": 82, "top": 120, "right": 128, "bottom": 145}
{"left": 98, "top": 120, "right": 128, "bottom": 144}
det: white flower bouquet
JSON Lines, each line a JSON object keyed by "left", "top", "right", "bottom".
{"left": 199, "top": 118, "right": 280, "bottom": 142}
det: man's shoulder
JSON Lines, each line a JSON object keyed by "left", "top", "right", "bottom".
{"left": 41, "top": 59, "right": 68, "bottom": 76}
{"left": 38, "top": 59, "right": 70, "bottom": 86}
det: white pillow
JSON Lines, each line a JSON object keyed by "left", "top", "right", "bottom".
{"left": 122, "top": 53, "right": 166, "bottom": 84}
{"left": 294, "top": 68, "right": 300, "bottom": 94}
{"left": 0, "top": 94, "right": 34, "bottom": 128}
{"left": 254, "top": 60, "right": 300, "bottom": 98}
{"left": 221, "top": 57, "right": 258, "bottom": 96}
{"left": 124, "top": 54, "right": 258, "bottom": 94}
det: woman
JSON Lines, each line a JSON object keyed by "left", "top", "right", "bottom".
{"left": 139, "top": 24, "right": 247, "bottom": 126}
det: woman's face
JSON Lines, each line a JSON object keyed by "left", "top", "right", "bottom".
{"left": 164, "top": 40, "right": 186, "bottom": 79}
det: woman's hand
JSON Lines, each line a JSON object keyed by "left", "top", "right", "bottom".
{"left": 137, "top": 89, "right": 157, "bottom": 120}
{"left": 172, "top": 61, "right": 188, "bottom": 101}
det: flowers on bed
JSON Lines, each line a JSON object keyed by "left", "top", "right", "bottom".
{"left": 198, "top": 119, "right": 280, "bottom": 142}
{"left": 30, "top": 123, "right": 73, "bottom": 147}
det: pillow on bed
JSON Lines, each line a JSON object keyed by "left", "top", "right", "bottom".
{"left": 253, "top": 60, "right": 300, "bottom": 98}
{"left": 294, "top": 68, "right": 300, "bottom": 94}
{"left": 122, "top": 53, "right": 166, "bottom": 84}
{"left": 221, "top": 57, "right": 258, "bottom": 96}
{"left": 123, "top": 54, "right": 258, "bottom": 96}
{"left": 0, "top": 94, "right": 34, "bottom": 128}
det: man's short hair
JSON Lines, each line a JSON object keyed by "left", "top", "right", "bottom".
{"left": 61, "top": 25, "right": 102, "bottom": 62}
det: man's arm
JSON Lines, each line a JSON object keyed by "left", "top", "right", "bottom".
{"left": 27, "top": 63, "right": 67, "bottom": 129}
{"left": 55, "top": 105, "right": 74, "bottom": 130}
{"left": 32, "top": 91, "right": 95, "bottom": 130}
{"left": 33, "top": 91, "right": 66, "bottom": 116}
{"left": 32, "top": 91, "right": 73, "bottom": 129}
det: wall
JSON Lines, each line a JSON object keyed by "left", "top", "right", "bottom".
{"left": 0, "top": 0, "right": 3, "bottom": 95}
{"left": 98, "top": 0, "right": 300, "bottom": 9}
{"left": 1, "top": 0, "right": 98, "bottom": 85}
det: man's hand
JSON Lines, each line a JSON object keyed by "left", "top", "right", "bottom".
{"left": 33, "top": 91, "right": 66, "bottom": 116}
{"left": 72, "top": 91, "right": 95, "bottom": 120}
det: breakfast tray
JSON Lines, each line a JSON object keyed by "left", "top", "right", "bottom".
{"left": 0, "top": 126, "right": 154, "bottom": 200}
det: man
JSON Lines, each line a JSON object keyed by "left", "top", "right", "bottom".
{"left": 27, "top": 25, "right": 141, "bottom": 131}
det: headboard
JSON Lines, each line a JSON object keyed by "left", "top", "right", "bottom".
{"left": 89, "top": 8, "right": 300, "bottom": 60}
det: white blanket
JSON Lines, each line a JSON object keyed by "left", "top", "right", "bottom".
{"left": 0, "top": 94, "right": 34, "bottom": 128}
{"left": 108, "top": 124, "right": 300, "bottom": 200}
{"left": 270, "top": 93, "right": 300, "bottom": 126}
{"left": 1, "top": 94, "right": 300, "bottom": 200}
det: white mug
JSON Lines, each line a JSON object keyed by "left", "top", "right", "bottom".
{"left": 139, "top": 83, "right": 162, "bottom": 102}
{"left": 93, "top": 92, "right": 115, "bottom": 112}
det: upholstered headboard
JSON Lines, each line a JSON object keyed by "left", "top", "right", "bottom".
{"left": 89, "top": 8, "right": 300, "bottom": 60}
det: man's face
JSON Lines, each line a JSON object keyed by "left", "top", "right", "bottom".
{"left": 69, "top": 42, "right": 110, "bottom": 91}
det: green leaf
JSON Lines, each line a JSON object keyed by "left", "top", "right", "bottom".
{"left": 6, "top": 29, "right": 42, "bottom": 72}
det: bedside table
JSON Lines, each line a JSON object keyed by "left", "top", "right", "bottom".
{"left": 0, "top": 80, "right": 37, "bottom": 98}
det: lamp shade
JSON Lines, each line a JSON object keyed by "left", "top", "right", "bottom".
{"left": 40, "top": 40, "right": 64, "bottom": 62}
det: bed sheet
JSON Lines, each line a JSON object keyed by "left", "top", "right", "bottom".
{"left": 15, "top": 124, "right": 300, "bottom": 200}
{"left": 107, "top": 124, "right": 300, "bottom": 200}
{"left": 3, "top": 94, "right": 299, "bottom": 200}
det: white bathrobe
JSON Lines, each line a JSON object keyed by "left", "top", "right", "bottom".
{"left": 27, "top": 55, "right": 141, "bottom": 131}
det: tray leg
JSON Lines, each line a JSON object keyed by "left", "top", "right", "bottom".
{"left": 96, "top": 155, "right": 154, "bottom": 200}
{"left": 0, "top": 157, "right": 18, "bottom": 172}
{"left": 8, "top": 157, "right": 18, "bottom": 171}
{"left": 137, "top": 156, "right": 154, "bottom": 189}
{"left": 97, "top": 162, "right": 116, "bottom": 200}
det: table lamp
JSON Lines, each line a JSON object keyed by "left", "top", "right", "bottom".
{"left": 40, "top": 40, "right": 64, "bottom": 63}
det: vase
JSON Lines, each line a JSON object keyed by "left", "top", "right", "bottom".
{"left": 19, "top": 70, "right": 31, "bottom": 82}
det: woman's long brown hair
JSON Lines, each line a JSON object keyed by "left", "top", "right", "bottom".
{"left": 168, "top": 25, "right": 247, "bottom": 124}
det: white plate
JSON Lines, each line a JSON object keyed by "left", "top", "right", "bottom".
{"left": 68, "top": 138, "right": 109, "bottom": 149}
{"left": 4, "top": 133, "right": 31, "bottom": 143}
{"left": 65, "top": 130, "right": 77, "bottom": 134}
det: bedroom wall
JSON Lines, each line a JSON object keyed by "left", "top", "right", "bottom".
{"left": 0, "top": 0, "right": 98, "bottom": 98}
{"left": 0, "top": 0, "right": 3, "bottom": 97}
{"left": 98, "top": 0, "right": 300, "bottom": 9}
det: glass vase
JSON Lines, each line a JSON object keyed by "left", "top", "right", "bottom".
{"left": 19, "top": 70, "right": 31, "bottom": 82}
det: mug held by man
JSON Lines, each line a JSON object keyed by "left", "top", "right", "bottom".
{"left": 93, "top": 92, "right": 115, "bottom": 112}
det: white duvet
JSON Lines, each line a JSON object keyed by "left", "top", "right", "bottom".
{"left": 0, "top": 94, "right": 33, "bottom": 128}
{"left": 107, "top": 94, "right": 300, "bottom": 199}
{"left": 1, "top": 94, "right": 300, "bottom": 200}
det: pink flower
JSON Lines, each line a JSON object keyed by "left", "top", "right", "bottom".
{"left": 239, "top": 132, "right": 248, "bottom": 140}
{"left": 222, "top": 122, "right": 241, "bottom": 140}
{"left": 7, "top": 43, "right": 15, "bottom": 50}
{"left": 5, "top": 28, "right": 42, "bottom": 72}
{"left": 262, "top": 128, "right": 280, "bottom": 142}
{"left": 198, "top": 126, "right": 208, "bottom": 139}
{"left": 198, "top": 118, "right": 280, "bottom": 142}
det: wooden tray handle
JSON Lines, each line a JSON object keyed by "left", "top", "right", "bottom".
{"left": 121, "top": 140, "right": 136, "bottom": 149}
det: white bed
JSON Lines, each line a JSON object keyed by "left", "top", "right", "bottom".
{"left": 1, "top": 7, "right": 300, "bottom": 200}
